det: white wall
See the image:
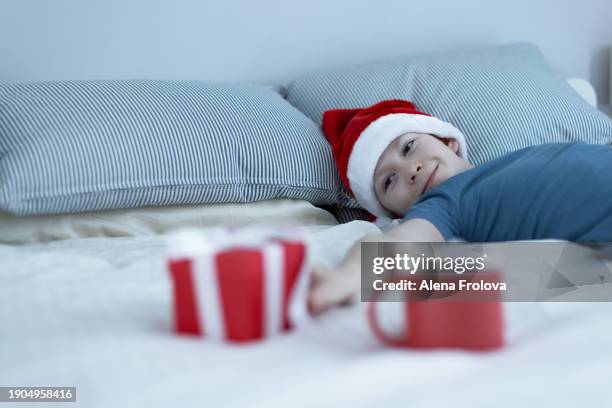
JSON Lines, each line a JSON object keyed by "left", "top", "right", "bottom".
{"left": 1, "top": 0, "right": 611, "bottom": 104}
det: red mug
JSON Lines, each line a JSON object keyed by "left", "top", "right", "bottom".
{"left": 368, "top": 271, "right": 504, "bottom": 351}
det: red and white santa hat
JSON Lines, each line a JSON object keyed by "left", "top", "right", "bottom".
{"left": 322, "top": 99, "right": 468, "bottom": 223}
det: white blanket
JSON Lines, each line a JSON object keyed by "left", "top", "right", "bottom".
{"left": 1, "top": 221, "right": 612, "bottom": 408}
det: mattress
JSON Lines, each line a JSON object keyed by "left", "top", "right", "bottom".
{"left": 2, "top": 217, "right": 612, "bottom": 408}
{"left": 0, "top": 199, "right": 338, "bottom": 244}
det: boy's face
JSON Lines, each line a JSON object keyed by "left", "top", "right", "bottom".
{"left": 373, "top": 133, "right": 470, "bottom": 217}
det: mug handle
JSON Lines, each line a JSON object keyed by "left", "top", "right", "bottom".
{"left": 367, "top": 281, "right": 411, "bottom": 347}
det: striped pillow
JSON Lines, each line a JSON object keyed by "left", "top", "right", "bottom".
{"left": 286, "top": 42, "right": 612, "bottom": 167}
{"left": 0, "top": 80, "right": 355, "bottom": 215}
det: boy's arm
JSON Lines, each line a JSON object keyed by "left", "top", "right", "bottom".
{"left": 309, "top": 218, "right": 445, "bottom": 313}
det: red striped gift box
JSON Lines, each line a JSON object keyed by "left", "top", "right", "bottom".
{"left": 167, "top": 228, "right": 311, "bottom": 342}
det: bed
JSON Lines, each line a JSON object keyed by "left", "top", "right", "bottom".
{"left": 2, "top": 204, "right": 612, "bottom": 408}
{"left": 2, "top": 44, "right": 612, "bottom": 407}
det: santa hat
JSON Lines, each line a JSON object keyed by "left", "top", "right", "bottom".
{"left": 322, "top": 99, "right": 468, "bottom": 224}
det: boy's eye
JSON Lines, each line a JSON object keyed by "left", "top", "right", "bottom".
{"left": 383, "top": 174, "right": 395, "bottom": 192}
{"left": 402, "top": 140, "right": 414, "bottom": 156}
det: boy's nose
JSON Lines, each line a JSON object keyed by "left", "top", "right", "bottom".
{"left": 409, "top": 163, "right": 423, "bottom": 183}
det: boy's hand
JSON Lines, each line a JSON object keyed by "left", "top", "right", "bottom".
{"left": 307, "top": 219, "right": 445, "bottom": 315}
{"left": 309, "top": 262, "right": 360, "bottom": 314}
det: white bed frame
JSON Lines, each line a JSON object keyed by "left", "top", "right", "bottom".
{"left": 567, "top": 78, "right": 598, "bottom": 107}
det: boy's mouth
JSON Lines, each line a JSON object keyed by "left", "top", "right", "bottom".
{"left": 422, "top": 163, "right": 439, "bottom": 195}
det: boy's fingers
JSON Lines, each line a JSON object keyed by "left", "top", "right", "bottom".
{"left": 309, "top": 263, "right": 329, "bottom": 290}
{"left": 309, "top": 284, "right": 343, "bottom": 314}
{"left": 310, "top": 263, "right": 329, "bottom": 281}
{"left": 309, "top": 270, "right": 358, "bottom": 314}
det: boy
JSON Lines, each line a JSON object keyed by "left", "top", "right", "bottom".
{"left": 310, "top": 99, "right": 612, "bottom": 312}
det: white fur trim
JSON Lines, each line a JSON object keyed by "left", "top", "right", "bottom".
{"left": 346, "top": 113, "right": 467, "bottom": 218}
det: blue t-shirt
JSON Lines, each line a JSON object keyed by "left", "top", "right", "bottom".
{"left": 403, "top": 142, "right": 612, "bottom": 242}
